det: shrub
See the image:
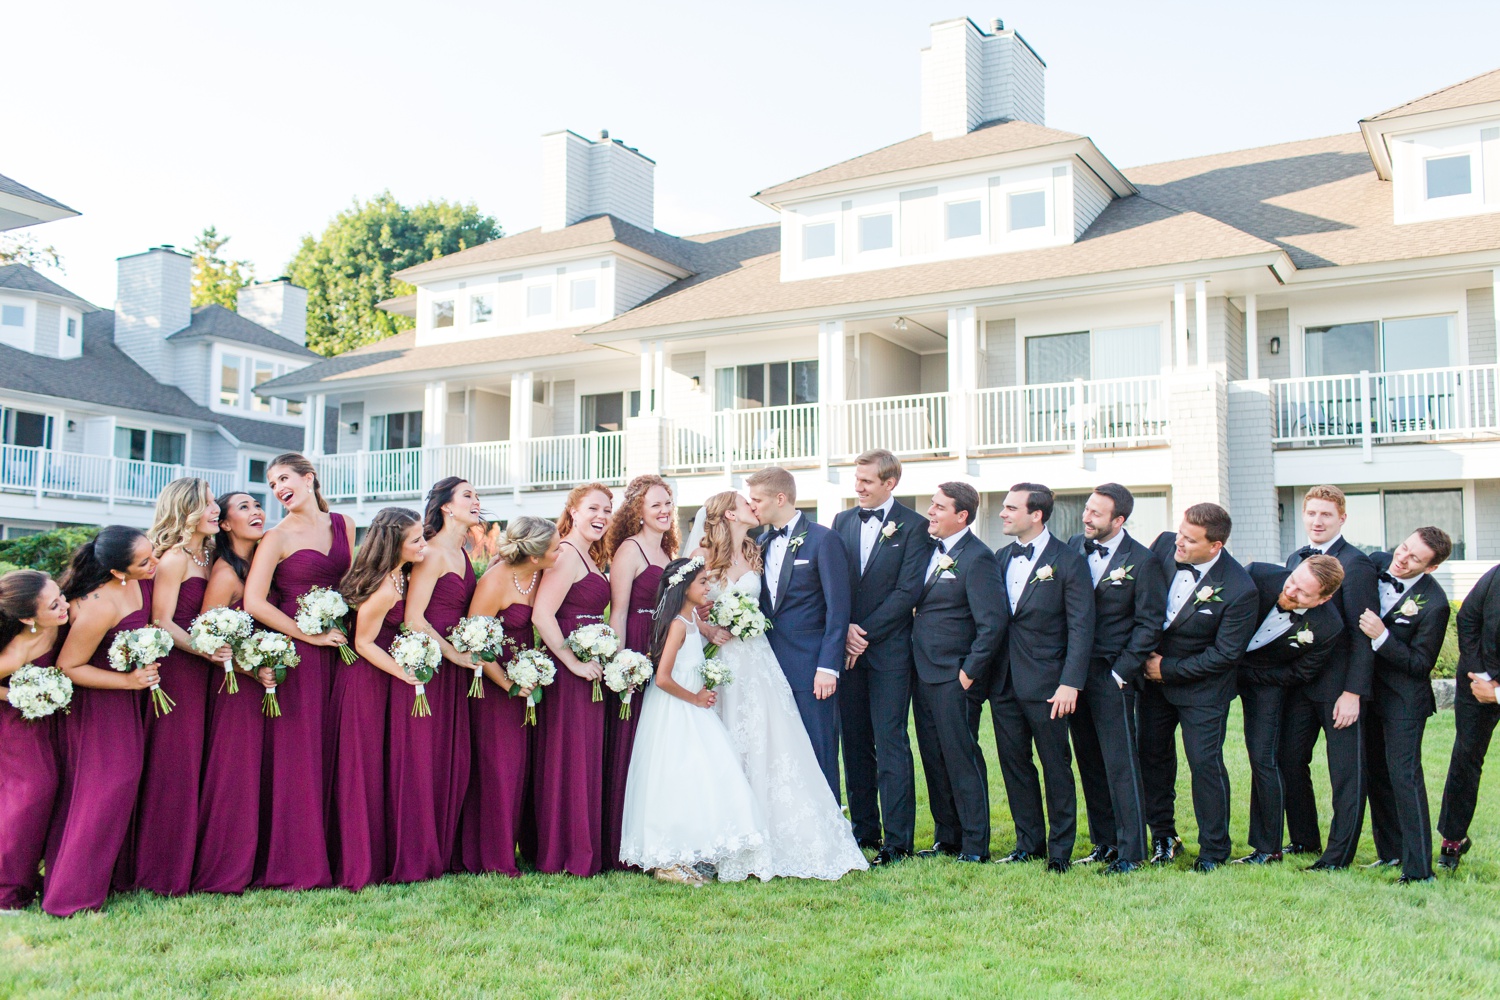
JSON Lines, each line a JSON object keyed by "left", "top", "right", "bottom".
{"left": 1433, "top": 600, "right": 1461, "bottom": 679}
{"left": 0, "top": 526, "right": 100, "bottom": 577}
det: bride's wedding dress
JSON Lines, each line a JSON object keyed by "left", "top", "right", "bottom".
{"left": 710, "top": 572, "right": 869, "bottom": 881}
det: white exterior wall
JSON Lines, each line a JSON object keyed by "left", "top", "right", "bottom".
{"left": 237, "top": 281, "right": 309, "bottom": 347}
{"left": 1390, "top": 116, "right": 1500, "bottom": 224}
{"left": 0, "top": 292, "right": 37, "bottom": 353}
{"left": 114, "top": 248, "right": 192, "bottom": 375}
{"left": 920, "top": 19, "right": 1045, "bottom": 140}
{"left": 540, "top": 130, "right": 655, "bottom": 233}
{"left": 1226, "top": 380, "right": 1280, "bottom": 563}
{"left": 33, "top": 301, "right": 59, "bottom": 357}
{"left": 614, "top": 258, "right": 676, "bottom": 313}
{"left": 414, "top": 255, "right": 624, "bottom": 346}
{"left": 856, "top": 333, "right": 923, "bottom": 399}
{"left": 1073, "top": 164, "right": 1112, "bottom": 238}
{"left": 1468, "top": 285, "right": 1496, "bottom": 365}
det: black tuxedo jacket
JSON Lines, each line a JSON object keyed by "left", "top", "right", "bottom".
{"left": 1067, "top": 530, "right": 1166, "bottom": 687}
{"left": 1368, "top": 551, "right": 1450, "bottom": 718}
{"left": 985, "top": 533, "right": 1094, "bottom": 702}
{"left": 1286, "top": 536, "right": 1377, "bottom": 701}
{"left": 910, "top": 530, "right": 1007, "bottom": 688}
{"left": 1237, "top": 563, "right": 1344, "bottom": 688}
{"left": 832, "top": 501, "right": 931, "bottom": 673}
{"left": 1150, "top": 532, "right": 1258, "bottom": 707}
{"left": 1456, "top": 563, "right": 1500, "bottom": 706}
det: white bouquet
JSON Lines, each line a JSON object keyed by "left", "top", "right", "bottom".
{"left": 703, "top": 590, "right": 771, "bottom": 658}
{"left": 700, "top": 657, "right": 733, "bottom": 691}
{"left": 236, "top": 630, "right": 300, "bottom": 717}
{"left": 566, "top": 622, "right": 620, "bottom": 703}
{"left": 188, "top": 606, "right": 255, "bottom": 694}
{"left": 6, "top": 664, "right": 73, "bottom": 720}
{"left": 603, "top": 649, "right": 653, "bottom": 720}
{"left": 295, "top": 586, "right": 355, "bottom": 663}
{"left": 506, "top": 648, "right": 557, "bottom": 726}
{"left": 108, "top": 626, "right": 175, "bottom": 717}
{"left": 448, "top": 615, "right": 511, "bottom": 700}
{"left": 391, "top": 629, "right": 441, "bottom": 718}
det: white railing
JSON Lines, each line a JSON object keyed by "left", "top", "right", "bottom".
{"left": 0, "top": 445, "right": 238, "bottom": 505}
{"left": 830, "top": 393, "right": 950, "bottom": 460}
{"left": 972, "top": 375, "right": 1168, "bottom": 453}
{"left": 1272, "top": 365, "right": 1500, "bottom": 449}
{"left": 668, "top": 403, "right": 822, "bottom": 471}
{"left": 516, "top": 432, "right": 625, "bottom": 490}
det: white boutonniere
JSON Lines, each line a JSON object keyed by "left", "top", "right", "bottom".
{"left": 1109, "top": 565, "right": 1134, "bottom": 583}
{"left": 1399, "top": 594, "right": 1425, "bottom": 618}
{"left": 1193, "top": 585, "right": 1224, "bottom": 605}
{"left": 935, "top": 553, "right": 957, "bottom": 578}
{"left": 1032, "top": 564, "right": 1055, "bottom": 584}
{"left": 788, "top": 531, "right": 807, "bottom": 553}
{"left": 879, "top": 521, "right": 899, "bottom": 543}
{"left": 1295, "top": 626, "right": 1314, "bottom": 646}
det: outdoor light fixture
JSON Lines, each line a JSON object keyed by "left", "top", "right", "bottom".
{"left": 893, "top": 317, "right": 908, "bottom": 332}
{"left": 1269, "top": 337, "right": 1281, "bottom": 355}
{"left": 349, "top": 421, "right": 360, "bottom": 434}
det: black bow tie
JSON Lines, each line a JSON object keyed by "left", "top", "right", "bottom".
{"left": 1175, "top": 561, "right": 1201, "bottom": 581}
{"left": 766, "top": 525, "right": 788, "bottom": 541}
{"left": 858, "top": 508, "right": 884, "bottom": 524}
{"left": 1378, "top": 571, "right": 1405, "bottom": 594}
{"left": 1012, "top": 542, "right": 1034, "bottom": 560}
{"left": 1084, "top": 539, "right": 1107, "bottom": 557}
{"left": 1297, "top": 545, "right": 1321, "bottom": 560}
{"left": 934, "top": 539, "right": 948, "bottom": 555}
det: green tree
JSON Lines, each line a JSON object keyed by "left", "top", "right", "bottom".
{"left": 191, "top": 226, "right": 255, "bottom": 309}
{"left": 0, "top": 525, "right": 99, "bottom": 577}
{"left": 0, "top": 233, "right": 64, "bottom": 271}
{"left": 286, "top": 192, "right": 501, "bottom": 356}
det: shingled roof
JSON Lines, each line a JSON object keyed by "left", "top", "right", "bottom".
{"left": 167, "top": 304, "right": 320, "bottom": 357}
{"left": 0, "top": 264, "right": 96, "bottom": 310}
{"left": 1365, "top": 67, "right": 1500, "bottom": 121}
{"left": 395, "top": 214, "right": 702, "bottom": 279}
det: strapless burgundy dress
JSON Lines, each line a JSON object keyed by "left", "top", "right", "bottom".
{"left": 458, "top": 601, "right": 533, "bottom": 876}
{"left": 420, "top": 559, "right": 475, "bottom": 870}
{"left": 0, "top": 647, "right": 59, "bottom": 910}
{"left": 328, "top": 599, "right": 398, "bottom": 890}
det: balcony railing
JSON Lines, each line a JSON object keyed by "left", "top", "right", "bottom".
{"left": 1272, "top": 365, "right": 1500, "bottom": 447}
{"left": 829, "top": 393, "right": 949, "bottom": 461}
{"left": 0, "top": 446, "right": 238, "bottom": 505}
{"left": 971, "top": 375, "right": 1168, "bottom": 453}
{"left": 668, "top": 403, "right": 822, "bottom": 471}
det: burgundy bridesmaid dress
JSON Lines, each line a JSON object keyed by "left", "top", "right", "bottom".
{"left": 386, "top": 590, "right": 445, "bottom": 884}
{"left": 192, "top": 598, "right": 264, "bottom": 894}
{"left": 327, "top": 600, "right": 397, "bottom": 891}
{"left": 532, "top": 552, "right": 610, "bottom": 876}
{"left": 257, "top": 512, "right": 350, "bottom": 891}
{"left": 458, "top": 602, "right": 533, "bottom": 876}
{"left": 602, "top": 550, "right": 661, "bottom": 871}
{"left": 42, "top": 580, "right": 154, "bottom": 917}
{"left": 0, "top": 649, "right": 59, "bottom": 910}
{"left": 420, "top": 558, "right": 475, "bottom": 870}
{"left": 132, "top": 574, "right": 210, "bottom": 895}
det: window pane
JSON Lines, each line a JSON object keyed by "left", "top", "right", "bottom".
{"left": 1304, "top": 322, "right": 1377, "bottom": 376}
{"left": 859, "top": 214, "right": 893, "bottom": 252}
{"left": 1425, "top": 155, "right": 1471, "bottom": 199}
{"left": 433, "top": 299, "right": 455, "bottom": 328}
{"left": 11, "top": 411, "right": 48, "bottom": 448}
{"left": 1009, "top": 191, "right": 1046, "bottom": 230}
{"left": 570, "top": 279, "right": 596, "bottom": 311}
{"left": 629, "top": 390, "right": 642, "bottom": 418}
{"left": 802, "top": 223, "right": 835, "bottom": 260}
{"left": 792, "top": 360, "right": 819, "bottom": 404}
{"left": 946, "top": 200, "right": 982, "bottom": 239}
{"left": 1383, "top": 315, "right": 1451, "bottom": 371}
{"left": 583, "top": 392, "right": 624, "bottom": 432}
{"left": 1385, "top": 490, "right": 1464, "bottom": 560}
{"left": 66, "top": 318, "right": 77, "bottom": 338}
{"left": 286, "top": 398, "right": 303, "bottom": 416}
{"left": 252, "top": 362, "right": 273, "bottom": 412}
{"left": 1048, "top": 494, "right": 1088, "bottom": 542}
{"left": 219, "top": 354, "right": 241, "bottom": 407}
{"left": 249, "top": 459, "right": 267, "bottom": 483}
{"left": 369, "top": 414, "right": 387, "bottom": 451}
{"left": 737, "top": 364, "right": 766, "bottom": 408}
{"left": 471, "top": 294, "right": 493, "bottom": 324}
{"left": 115, "top": 427, "right": 147, "bottom": 461}
{"left": 0, "top": 305, "right": 23, "bottom": 327}
{"left": 1025, "top": 332, "right": 1090, "bottom": 384}
{"left": 1339, "top": 493, "right": 1383, "bottom": 554}
{"left": 714, "top": 367, "right": 735, "bottom": 412}
{"left": 1093, "top": 325, "right": 1161, "bottom": 378}
{"left": 151, "top": 431, "right": 185, "bottom": 465}
{"left": 769, "top": 363, "right": 790, "bottom": 407}
{"left": 526, "top": 285, "right": 552, "bottom": 317}
{"left": 407, "top": 411, "right": 422, "bottom": 448}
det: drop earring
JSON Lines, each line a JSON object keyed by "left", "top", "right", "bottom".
{"left": 29, "top": 622, "right": 37, "bottom": 633}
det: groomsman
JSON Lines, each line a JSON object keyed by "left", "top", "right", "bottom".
{"left": 971, "top": 483, "right": 1093, "bottom": 873}
{"left": 1235, "top": 557, "right": 1345, "bottom": 865}
{"left": 1281, "top": 485, "right": 1378, "bottom": 870}
{"left": 832, "top": 449, "right": 930, "bottom": 865}
{"left": 1140, "top": 503, "right": 1257, "bottom": 871}
{"left": 1357, "top": 527, "right": 1452, "bottom": 883}
{"left": 1435, "top": 559, "right": 1500, "bottom": 873}
{"left": 1066, "top": 483, "right": 1166, "bottom": 874}
{"left": 911, "top": 482, "right": 1006, "bottom": 864}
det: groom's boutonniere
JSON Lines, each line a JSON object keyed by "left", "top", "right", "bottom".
{"left": 788, "top": 531, "right": 808, "bottom": 553}
{"left": 1294, "top": 625, "right": 1315, "bottom": 646}
{"left": 1031, "top": 564, "right": 1055, "bottom": 584}
{"left": 935, "top": 552, "right": 957, "bottom": 578}
{"left": 1193, "top": 584, "right": 1224, "bottom": 605}
{"left": 878, "top": 520, "right": 899, "bottom": 545}
{"left": 1108, "top": 564, "right": 1134, "bottom": 583}
{"left": 1399, "top": 594, "right": 1426, "bottom": 618}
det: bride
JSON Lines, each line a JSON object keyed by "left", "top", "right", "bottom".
{"left": 689, "top": 491, "right": 868, "bottom": 881}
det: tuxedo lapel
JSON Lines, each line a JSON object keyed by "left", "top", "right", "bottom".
{"left": 860, "top": 508, "right": 899, "bottom": 580}
{"left": 920, "top": 530, "right": 966, "bottom": 604}
{"left": 1094, "top": 533, "right": 1132, "bottom": 595}
{"left": 1382, "top": 573, "right": 1433, "bottom": 625}
{"left": 839, "top": 511, "right": 862, "bottom": 576}
{"left": 1012, "top": 538, "right": 1056, "bottom": 616}
{"left": 1166, "top": 559, "right": 1221, "bottom": 633}
{"left": 772, "top": 518, "right": 800, "bottom": 615}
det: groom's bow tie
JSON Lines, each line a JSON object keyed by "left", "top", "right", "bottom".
{"left": 765, "top": 525, "right": 789, "bottom": 541}
{"left": 1011, "top": 542, "right": 1034, "bottom": 560}
{"left": 858, "top": 507, "right": 884, "bottom": 524}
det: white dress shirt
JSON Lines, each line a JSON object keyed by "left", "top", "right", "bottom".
{"left": 1371, "top": 570, "right": 1422, "bottom": 652}
{"left": 1164, "top": 549, "right": 1223, "bottom": 627}
{"left": 1302, "top": 534, "right": 1342, "bottom": 556}
{"left": 1004, "top": 528, "right": 1052, "bottom": 612}
{"left": 763, "top": 511, "right": 802, "bottom": 605}
{"left": 926, "top": 527, "right": 969, "bottom": 583}
{"left": 1085, "top": 530, "right": 1125, "bottom": 587}
{"left": 857, "top": 497, "right": 896, "bottom": 572}
{"left": 1247, "top": 604, "right": 1306, "bottom": 652}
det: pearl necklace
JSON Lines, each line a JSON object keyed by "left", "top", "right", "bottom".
{"left": 514, "top": 570, "right": 540, "bottom": 597}
{"left": 390, "top": 570, "right": 407, "bottom": 598}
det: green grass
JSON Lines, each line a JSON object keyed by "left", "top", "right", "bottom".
{"left": 4, "top": 711, "right": 1499, "bottom": 998}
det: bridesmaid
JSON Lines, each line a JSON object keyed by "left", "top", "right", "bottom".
{"left": 0, "top": 571, "right": 69, "bottom": 912}
{"left": 193, "top": 492, "right": 274, "bottom": 894}
{"left": 405, "top": 477, "right": 481, "bottom": 869}
{"left": 332, "top": 507, "right": 425, "bottom": 890}
{"left": 601, "top": 475, "right": 676, "bottom": 871}
{"left": 134, "top": 478, "right": 221, "bottom": 896}
{"left": 459, "top": 516, "right": 560, "bottom": 876}
{"left": 244, "top": 452, "right": 352, "bottom": 891}
{"left": 532, "top": 482, "right": 615, "bottom": 877}
{"left": 42, "top": 526, "right": 161, "bottom": 917}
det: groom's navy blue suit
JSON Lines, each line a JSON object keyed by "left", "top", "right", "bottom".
{"left": 759, "top": 512, "right": 852, "bottom": 797}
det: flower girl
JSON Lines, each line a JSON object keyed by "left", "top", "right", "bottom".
{"left": 618, "top": 557, "right": 770, "bottom": 885}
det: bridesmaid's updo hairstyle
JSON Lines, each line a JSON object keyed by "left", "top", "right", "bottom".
{"left": 148, "top": 476, "right": 215, "bottom": 558}
{"left": 646, "top": 556, "right": 705, "bottom": 666}
{"left": 495, "top": 516, "right": 557, "bottom": 567}
{"left": 269, "top": 452, "right": 329, "bottom": 513}
{"left": 422, "top": 476, "right": 473, "bottom": 540}
{"left": 340, "top": 507, "right": 421, "bottom": 608}
{"left": 0, "top": 569, "right": 50, "bottom": 649}
{"left": 61, "top": 525, "right": 148, "bottom": 602}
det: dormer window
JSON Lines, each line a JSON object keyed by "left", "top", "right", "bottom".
{"left": 570, "top": 278, "right": 597, "bottom": 311}
{"left": 432, "top": 299, "right": 455, "bottom": 328}
{"left": 65, "top": 317, "right": 77, "bottom": 338}
{"left": 470, "top": 293, "right": 493, "bottom": 324}
{"left": 1425, "top": 155, "right": 1471, "bottom": 199}
{"left": 1008, "top": 190, "right": 1047, "bottom": 230}
{"left": 1, "top": 305, "right": 22, "bottom": 327}
{"left": 527, "top": 285, "right": 553, "bottom": 317}
{"left": 859, "top": 214, "right": 893, "bottom": 252}
{"left": 945, "top": 200, "right": 982, "bottom": 240}
{"left": 802, "top": 223, "right": 835, "bottom": 260}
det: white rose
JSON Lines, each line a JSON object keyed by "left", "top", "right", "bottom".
{"left": 1196, "top": 585, "right": 1214, "bottom": 602}
{"left": 1109, "top": 567, "right": 1127, "bottom": 582}
{"left": 881, "top": 522, "right": 897, "bottom": 539}
{"left": 1034, "top": 565, "right": 1054, "bottom": 581}
{"left": 1296, "top": 628, "right": 1314, "bottom": 645}
{"left": 1400, "top": 600, "right": 1419, "bottom": 617}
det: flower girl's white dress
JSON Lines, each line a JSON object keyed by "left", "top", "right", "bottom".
{"left": 619, "top": 616, "right": 772, "bottom": 878}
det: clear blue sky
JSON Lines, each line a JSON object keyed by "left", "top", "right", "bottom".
{"left": 9, "top": 0, "right": 1500, "bottom": 307}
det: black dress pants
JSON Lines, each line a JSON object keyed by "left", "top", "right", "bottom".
{"left": 1137, "top": 683, "right": 1233, "bottom": 863}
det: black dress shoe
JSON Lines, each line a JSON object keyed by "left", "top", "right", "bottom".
{"left": 915, "top": 842, "right": 961, "bottom": 858}
{"left": 856, "top": 837, "right": 884, "bottom": 851}
{"left": 1231, "top": 850, "right": 1283, "bottom": 865}
{"left": 1103, "top": 859, "right": 1141, "bottom": 875}
{"left": 1072, "top": 845, "right": 1118, "bottom": 866}
{"left": 1148, "top": 836, "right": 1183, "bottom": 866}
{"left": 1303, "top": 860, "right": 1347, "bottom": 872}
{"left": 993, "top": 849, "right": 1038, "bottom": 865}
{"left": 870, "top": 848, "right": 911, "bottom": 867}
{"left": 1192, "top": 859, "right": 1221, "bottom": 872}
{"left": 1281, "top": 842, "right": 1319, "bottom": 856}
{"left": 1438, "top": 836, "right": 1471, "bottom": 871}
{"left": 956, "top": 853, "right": 990, "bottom": 864}
{"left": 1396, "top": 874, "right": 1437, "bottom": 885}
{"left": 1362, "top": 858, "right": 1401, "bottom": 869}
{"left": 1045, "top": 858, "right": 1069, "bottom": 874}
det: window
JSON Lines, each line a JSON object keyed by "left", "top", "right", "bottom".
{"left": 1305, "top": 316, "right": 1454, "bottom": 375}
{"left": 1339, "top": 489, "right": 1465, "bottom": 560}
{"left": 218, "top": 354, "right": 242, "bottom": 406}
{"left": 1425, "top": 155, "right": 1472, "bottom": 199}
{"left": 252, "top": 361, "right": 274, "bottom": 412}
{"left": 470, "top": 294, "right": 493, "bottom": 324}
{"left": 629, "top": 389, "right": 643, "bottom": 418}
{"left": 286, "top": 396, "right": 303, "bottom": 416}
{"left": 1, "top": 305, "right": 23, "bottom": 327}
{"left": 1, "top": 408, "right": 51, "bottom": 448}
{"left": 1382, "top": 315, "right": 1452, "bottom": 371}
{"left": 114, "top": 427, "right": 184, "bottom": 465}
{"left": 946, "top": 200, "right": 982, "bottom": 240}
{"left": 526, "top": 285, "right": 553, "bottom": 317}
{"left": 432, "top": 299, "right": 455, "bottom": 328}
{"left": 1025, "top": 332, "right": 1090, "bottom": 384}
{"left": 247, "top": 458, "right": 269, "bottom": 508}
{"left": 802, "top": 222, "right": 835, "bottom": 260}
{"left": 570, "top": 278, "right": 597, "bottom": 312}
{"left": 369, "top": 410, "right": 422, "bottom": 450}
{"left": 714, "top": 361, "right": 819, "bottom": 410}
{"left": 3, "top": 526, "right": 42, "bottom": 540}
{"left": 859, "top": 214, "right": 893, "bottom": 252}
{"left": 1009, "top": 190, "right": 1046, "bottom": 230}
{"left": 580, "top": 392, "right": 625, "bottom": 432}
{"left": 65, "top": 317, "right": 77, "bottom": 339}
{"left": 1304, "top": 322, "right": 1378, "bottom": 377}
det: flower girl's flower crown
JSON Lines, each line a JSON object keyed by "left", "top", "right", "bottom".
{"left": 667, "top": 556, "right": 705, "bottom": 588}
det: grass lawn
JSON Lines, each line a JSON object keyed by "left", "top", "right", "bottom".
{"left": 4, "top": 710, "right": 1499, "bottom": 998}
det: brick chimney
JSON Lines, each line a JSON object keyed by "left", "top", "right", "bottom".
{"left": 113, "top": 246, "right": 192, "bottom": 373}
{"left": 540, "top": 129, "right": 655, "bottom": 233}
{"left": 920, "top": 17, "right": 1046, "bottom": 141}
{"left": 238, "top": 278, "right": 308, "bottom": 347}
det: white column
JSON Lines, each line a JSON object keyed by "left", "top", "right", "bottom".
{"left": 947, "top": 306, "right": 977, "bottom": 459}
{"left": 305, "top": 393, "right": 326, "bottom": 455}
{"left": 638, "top": 345, "right": 654, "bottom": 416}
{"left": 1245, "top": 293, "right": 1259, "bottom": 380}
{"left": 1174, "top": 282, "right": 1188, "bottom": 370}
{"left": 1195, "top": 279, "right": 1209, "bottom": 369}
{"left": 508, "top": 371, "right": 534, "bottom": 491}
{"left": 818, "top": 320, "right": 846, "bottom": 471}
{"left": 652, "top": 340, "right": 666, "bottom": 417}
{"left": 422, "top": 381, "right": 448, "bottom": 449}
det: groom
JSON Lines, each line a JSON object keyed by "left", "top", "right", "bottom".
{"left": 745, "top": 466, "right": 851, "bottom": 797}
